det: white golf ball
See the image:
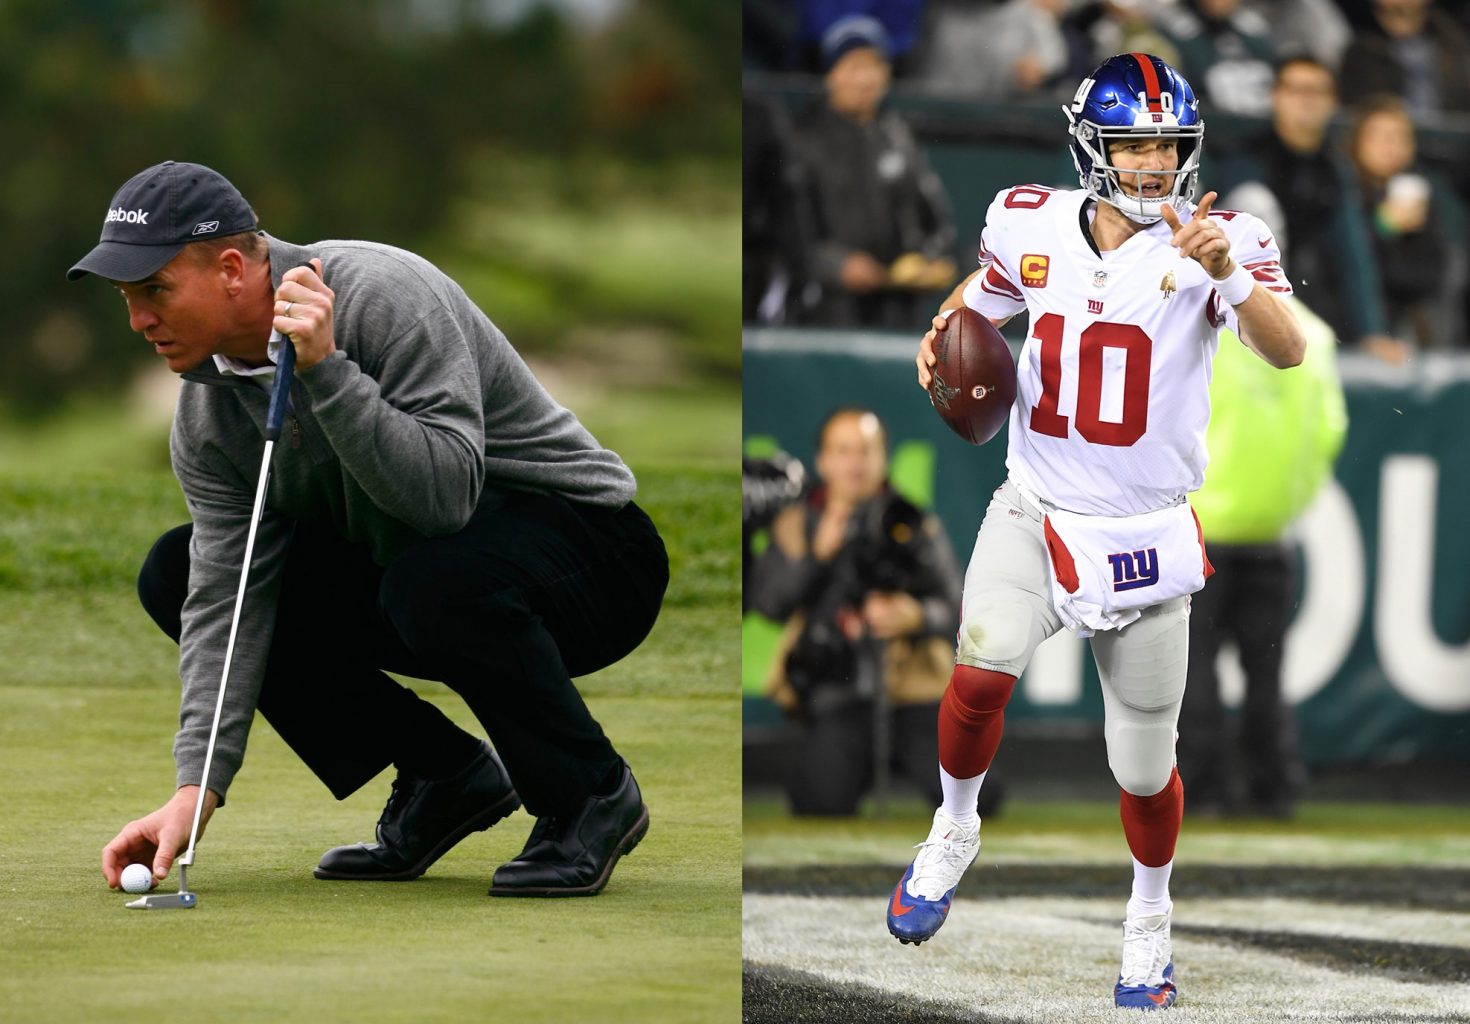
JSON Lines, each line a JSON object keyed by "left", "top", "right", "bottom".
{"left": 121, "top": 863, "right": 154, "bottom": 894}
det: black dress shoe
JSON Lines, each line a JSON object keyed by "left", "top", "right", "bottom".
{"left": 489, "top": 761, "right": 648, "bottom": 897}
{"left": 315, "top": 741, "right": 520, "bottom": 881}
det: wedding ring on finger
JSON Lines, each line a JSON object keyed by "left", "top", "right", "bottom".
{"left": 284, "top": 302, "right": 294, "bottom": 317}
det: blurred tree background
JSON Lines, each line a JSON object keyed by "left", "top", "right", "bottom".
{"left": 1, "top": 0, "right": 738, "bottom": 439}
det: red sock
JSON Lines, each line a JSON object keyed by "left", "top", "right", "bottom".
{"left": 937, "top": 666, "right": 1016, "bottom": 779}
{"left": 1119, "top": 768, "right": 1184, "bottom": 867}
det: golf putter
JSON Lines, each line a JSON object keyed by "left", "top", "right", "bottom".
{"left": 128, "top": 280, "right": 302, "bottom": 909}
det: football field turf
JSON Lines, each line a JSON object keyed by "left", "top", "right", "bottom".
{"left": 743, "top": 797, "right": 1470, "bottom": 1023}
{"left": 0, "top": 460, "right": 740, "bottom": 1023}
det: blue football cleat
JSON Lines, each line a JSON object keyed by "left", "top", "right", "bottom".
{"left": 886, "top": 810, "right": 980, "bottom": 946}
{"left": 1114, "top": 909, "right": 1178, "bottom": 1010}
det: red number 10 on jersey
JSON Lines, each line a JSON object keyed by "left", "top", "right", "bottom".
{"left": 1028, "top": 312, "right": 1152, "bottom": 447}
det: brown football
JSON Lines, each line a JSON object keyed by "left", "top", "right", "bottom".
{"left": 927, "top": 306, "right": 1017, "bottom": 445}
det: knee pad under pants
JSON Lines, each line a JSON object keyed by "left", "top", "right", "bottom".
{"left": 1094, "top": 596, "right": 1190, "bottom": 796}
{"left": 955, "top": 482, "right": 1062, "bottom": 677}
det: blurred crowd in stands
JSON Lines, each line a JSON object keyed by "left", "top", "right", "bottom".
{"left": 744, "top": 0, "right": 1470, "bottom": 358}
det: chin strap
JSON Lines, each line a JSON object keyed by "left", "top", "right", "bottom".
{"left": 1098, "top": 190, "right": 1166, "bottom": 225}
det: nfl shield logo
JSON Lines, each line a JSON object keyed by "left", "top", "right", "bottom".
{"left": 1092, "top": 270, "right": 1108, "bottom": 288}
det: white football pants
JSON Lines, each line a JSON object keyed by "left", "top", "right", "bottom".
{"left": 956, "top": 479, "right": 1188, "bottom": 796}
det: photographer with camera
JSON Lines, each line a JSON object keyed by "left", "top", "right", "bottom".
{"left": 747, "top": 408, "right": 963, "bottom": 816}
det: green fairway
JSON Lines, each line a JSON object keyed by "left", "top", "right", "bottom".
{"left": 0, "top": 456, "right": 739, "bottom": 1022}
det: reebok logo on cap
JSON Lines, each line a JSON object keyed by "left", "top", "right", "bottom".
{"left": 193, "top": 221, "right": 220, "bottom": 235}
{"left": 105, "top": 208, "right": 150, "bottom": 225}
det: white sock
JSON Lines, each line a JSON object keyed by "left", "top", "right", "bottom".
{"left": 939, "top": 767, "right": 985, "bottom": 829}
{"left": 1128, "top": 856, "right": 1173, "bottom": 918}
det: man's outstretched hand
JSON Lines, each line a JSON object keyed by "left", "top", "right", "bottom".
{"left": 101, "top": 785, "right": 218, "bottom": 890}
{"left": 1160, "top": 191, "right": 1232, "bottom": 279}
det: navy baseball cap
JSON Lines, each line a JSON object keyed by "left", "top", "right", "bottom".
{"left": 820, "top": 15, "right": 891, "bottom": 71}
{"left": 67, "top": 161, "right": 258, "bottom": 282}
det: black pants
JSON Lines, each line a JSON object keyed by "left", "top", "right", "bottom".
{"left": 1178, "top": 541, "right": 1303, "bottom": 809}
{"left": 137, "top": 491, "right": 668, "bottom": 818}
{"left": 784, "top": 695, "right": 943, "bottom": 816}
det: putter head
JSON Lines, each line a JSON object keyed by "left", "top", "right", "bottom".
{"left": 125, "top": 890, "right": 197, "bottom": 910}
{"left": 124, "top": 863, "right": 196, "bottom": 909}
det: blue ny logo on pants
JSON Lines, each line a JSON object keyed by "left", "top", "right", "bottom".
{"left": 1108, "top": 548, "right": 1159, "bottom": 592}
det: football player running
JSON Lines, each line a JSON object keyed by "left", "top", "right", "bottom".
{"left": 886, "top": 54, "right": 1304, "bottom": 1010}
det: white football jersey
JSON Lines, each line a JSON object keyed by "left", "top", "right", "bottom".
{"left": 962, "top": 185, "right": 1291, "bottom": 516}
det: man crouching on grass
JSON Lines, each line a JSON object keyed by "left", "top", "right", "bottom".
{"left": 76, "top": 161, "right": 667, "bottom": 898}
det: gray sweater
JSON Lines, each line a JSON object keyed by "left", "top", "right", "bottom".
{"left": 171, "top": 234, "right": 635, "bottom": 798}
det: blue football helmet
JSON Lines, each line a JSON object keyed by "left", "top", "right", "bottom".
{"left": 1063, "top": 53, "right": 1203, "bottom": 224}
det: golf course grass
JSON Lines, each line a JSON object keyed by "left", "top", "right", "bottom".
{"left": 0, "top": 420, "right": 740, "bottom": 1021}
